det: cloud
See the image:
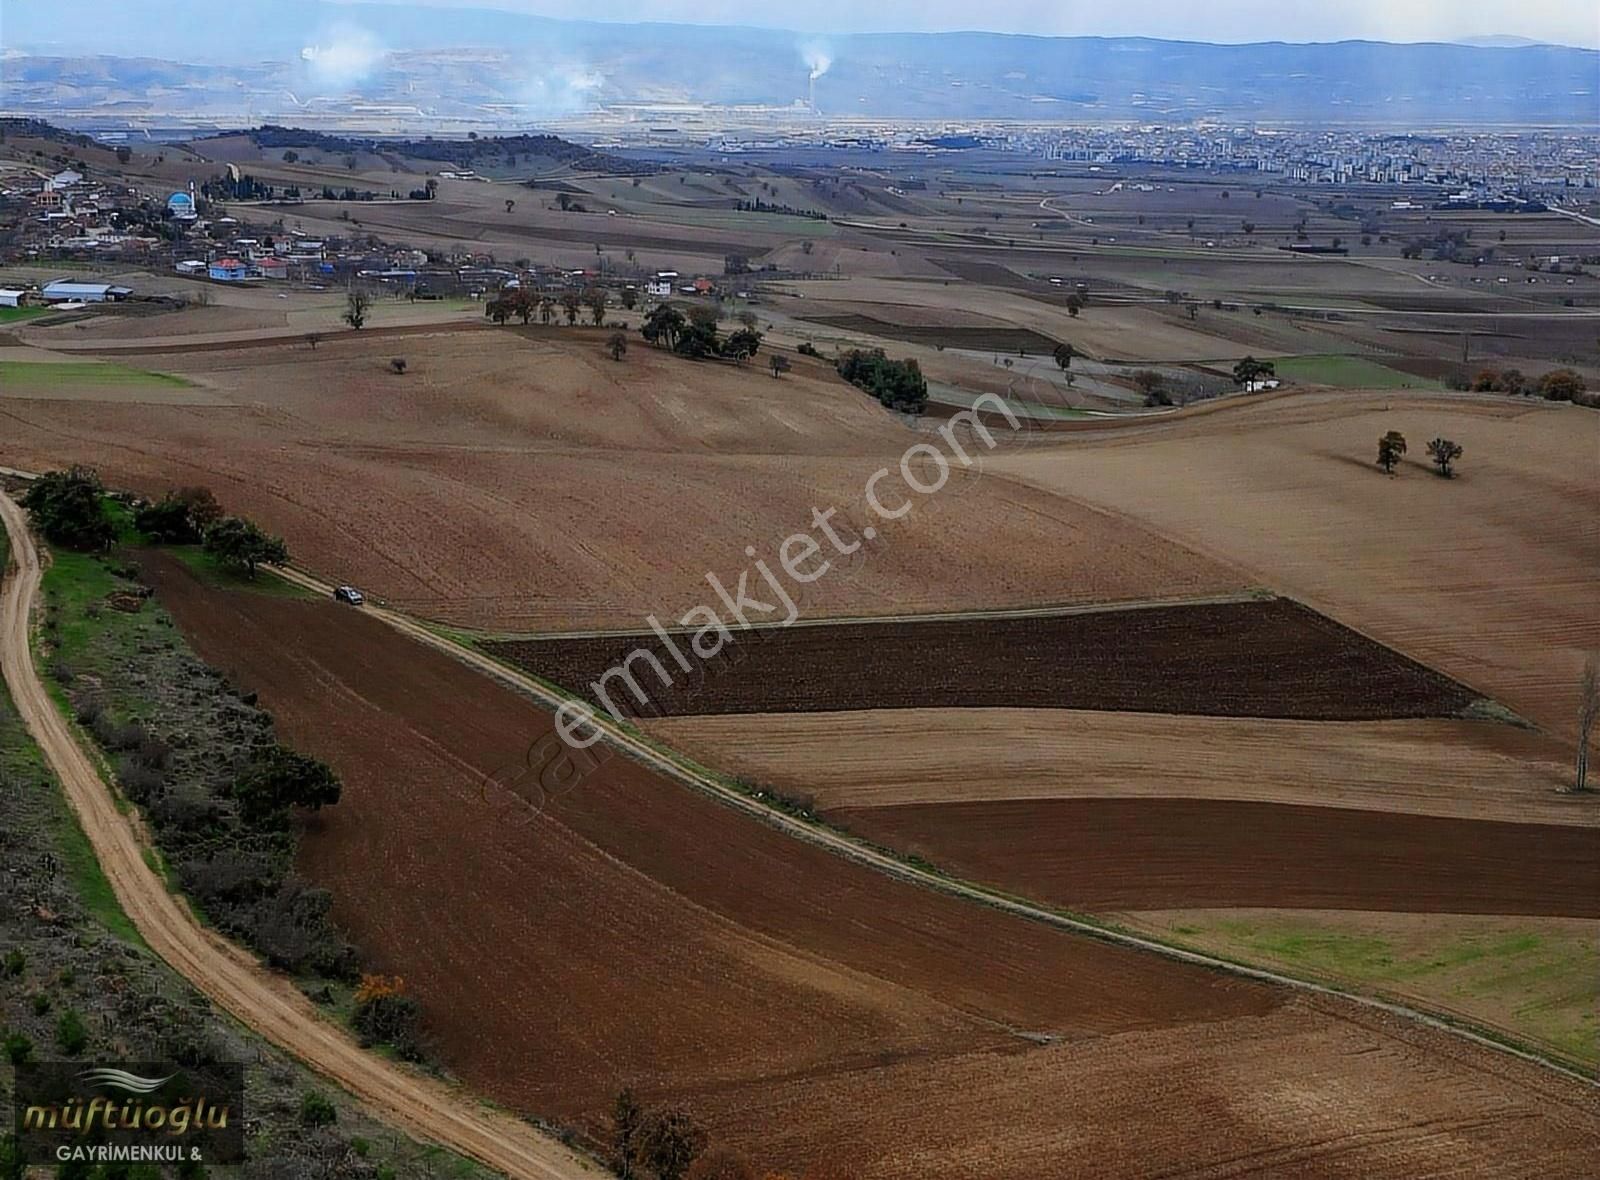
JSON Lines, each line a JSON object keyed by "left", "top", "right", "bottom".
{"left": 300, "top": 23, "right": 387, "bottom": 89}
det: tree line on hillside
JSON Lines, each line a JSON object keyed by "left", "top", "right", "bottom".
{"left": 1452, "top": 366, "right": 1592, "bottom": 405}
{"left": 642, "top": 304, "right": 763, "bottom": 364}
{"left": 20, "top": 467, "right": 427, "bottom": 1060}
{"left": 23, "top": 469, "right": 289, "bottom": 575}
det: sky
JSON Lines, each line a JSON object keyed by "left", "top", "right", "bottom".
{"left": 338, "top": 0, "right": 1600, "bottom": 47}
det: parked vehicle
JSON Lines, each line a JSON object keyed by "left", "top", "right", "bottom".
{"left": 334, "top": 585, "right": 365, "bottom": 606}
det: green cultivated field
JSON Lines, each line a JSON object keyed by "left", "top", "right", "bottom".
{"left": 1273, "top": 354, "right": 1434, "bottom": 389}
{"left": 0, "top": 360, "right": 192, "bottom": 388}
{"left": 1153, "top": 910, "right": 1598, "bottom": 1069}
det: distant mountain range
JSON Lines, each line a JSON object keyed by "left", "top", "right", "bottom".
{"left": 3, "top": 1, "right": 1597, "bottom": 126}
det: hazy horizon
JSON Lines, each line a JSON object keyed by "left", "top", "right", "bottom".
{"left": 4, "top": 0, "right": 1598, "bottom": 52}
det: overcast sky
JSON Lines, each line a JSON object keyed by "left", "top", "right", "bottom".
{"left": 339, "top": 0, "right": 1600, "bottom": 46}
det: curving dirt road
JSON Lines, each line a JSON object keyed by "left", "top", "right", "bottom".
{"left": 268, "top": 564, "right": 1596, "bottom": 1086}
{"left": 0, "top": 490, "right": 595, "bottom": 1180}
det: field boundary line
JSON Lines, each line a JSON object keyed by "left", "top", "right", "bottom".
{"left": 269, "top": 564, "right": 1599, "bottom": 1089}
{"left": 0, "top": 490, "right": 598, "bottom": 1180}
{"left": 479, "top": 590, "right": 1271, "bottom": 642}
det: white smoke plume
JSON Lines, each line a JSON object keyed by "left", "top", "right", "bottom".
{"left": 800, "top": 40, "right": 833, "bottom": 81}
{"left": 516, "top": 58, "right": 604, "bottom": 116}
{"left": 300, "top": 23, "right": 386, "bottom": 90}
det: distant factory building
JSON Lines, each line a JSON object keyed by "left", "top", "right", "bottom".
{"left": 40, "top": 280, "right": 131, "bottom": 303}
{"left": 0, "top": 289, "right": 28, "bottom": 308}
{"left": 48, "top": 169, "right": 84, "bottom": 189}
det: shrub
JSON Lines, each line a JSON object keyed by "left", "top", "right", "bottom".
{"left": 2, "top": 948, "right": 24, "bottom": 977}
{"left": 796, "top": 342, "right": 820, "bottom": 357}
{"left": 298, "top": 1091, "right": 337, "bottom": 1128}
{"left": 234, "top": 747, "right": 341, "bottom": 825}
{"left": 390, "top": 357, "right": 407, "bottom": 375}
{"left": 56, "top": 1009, "right": 89, "bottom": 1055}
{"left": 251, "top": 881, "right": 354, "bottom": 977}
{"left": 117, "top": 757, "right": 166, "bottom": 802}
{"left": 2, "top": 1032, "right": 32, "bottom": 1066}
{"left": 352, "top": 975, "right": 423, "bottom": 1060}
{"left": 1538, "top": 368, "right": 1585, "bottom": 402}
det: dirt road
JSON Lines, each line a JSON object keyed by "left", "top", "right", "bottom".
{"left": 0, "top": 490, "right": 594, "bottom": 1180}
{"left": 265, "top": 561, "right": 1597, "bottom": 1085}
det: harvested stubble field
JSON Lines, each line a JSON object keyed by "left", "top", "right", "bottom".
{"left": 647, "top": 709, "right": 1593, "bottom": 827}
{"left": 0, "top": 328, "right": 1243, "bottom": 630}
{"left": 991, "top": 391, "right": 1600, "bottom": 738}
{"left": 140, "top": 554, "right": 1600, "bottom": 1178}
{"left": 488, "top": 597, "right": 1481, "bottom": 721}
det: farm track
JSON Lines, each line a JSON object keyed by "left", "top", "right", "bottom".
{"left": 259, "top": 558, "right": 1599, "bottom": 1087}
{"left": 0, "top": 490, "right": 596, "bottom": 1180}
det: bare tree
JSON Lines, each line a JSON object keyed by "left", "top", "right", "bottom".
{"left": 343, "top": 290, "right": 370, "bottom": 331}
{"left": 1426, "top": 436, "right": 1463, "bottom": 478}
{"left": 1578, "top": 654, "right": 1598, "bottom": 792}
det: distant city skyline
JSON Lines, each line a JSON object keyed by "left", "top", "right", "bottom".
{"left": 333, "top": 0, "right": 1600, "bottom": 48}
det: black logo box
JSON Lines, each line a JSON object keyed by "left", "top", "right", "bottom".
{"left": 12, "top": 1060, "right": 245, "bottom": 1165}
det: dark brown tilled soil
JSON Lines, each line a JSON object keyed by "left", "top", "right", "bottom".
{"left": 829, "top": 797, "right": 1600, "bottom": 917}
{"left": 490, "top": 597, "right": 1481, "bottom": 721}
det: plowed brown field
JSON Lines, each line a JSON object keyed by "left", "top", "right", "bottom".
{"left": 140, "top": 555, "right": 1600, "bottom": 1177}
{"left": 826, "top": 797, "right": 1600, "bottom": 916}
{"left": 490, "top": 597, "right": 1480, "bottom": 720}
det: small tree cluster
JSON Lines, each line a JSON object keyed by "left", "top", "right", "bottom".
{"left": 21, "top": 467, "right": 116, "bottom": 552}
{"left": 1133, "top": 370, "right": 1171, "bottom": 406}
{"left": 203, "top": 516, "right": 289, "bottom": 578}
{"left": 640, "top": 305, "right": 762, "bottom": 364}
{"left": 1471, "top": 367, "right": 1586, "bottom": 401}
{"left": 134, "top": 486, "right": 222, "bottom": 544}
{"left": 1374, "top": 431, "right": 1463, "bottom": 477}
{"left": 836, "top": 349, "right": 928, "bottom": 414}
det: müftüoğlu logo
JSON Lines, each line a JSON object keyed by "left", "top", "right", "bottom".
{"left": 14, "top": 1060, "right": 246, "bottom": 1165}
{"left": 79, "top": 1068, "right": 177, "bottom": 1094}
